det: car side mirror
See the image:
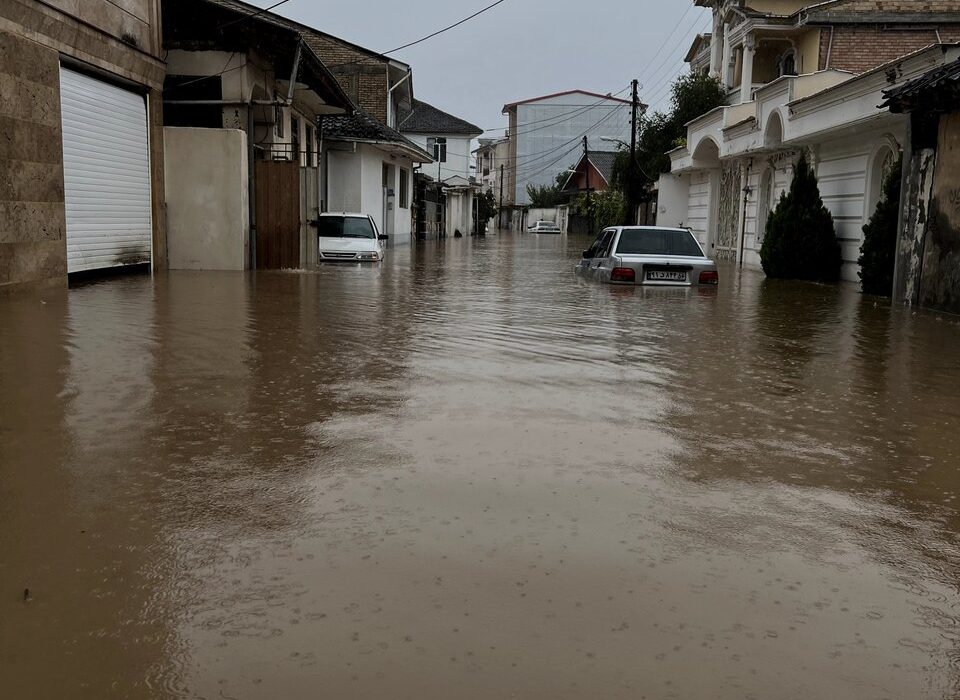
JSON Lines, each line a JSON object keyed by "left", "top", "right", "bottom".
{"left": 582, "top": 250, "right": 593, "bottom": 259}
{"left": 378, "top": 234, "right": 389, "bottom": 241}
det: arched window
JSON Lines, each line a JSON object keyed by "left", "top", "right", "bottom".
{"left": 865, "top": 145, "right": 898, "bottom": 222}
{"left": 778, "top": 50, "right": 797, "bottom": 77}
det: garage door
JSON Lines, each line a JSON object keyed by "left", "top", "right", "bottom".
{"left": 59, "top": 67, "right": 153, "bottom": 273}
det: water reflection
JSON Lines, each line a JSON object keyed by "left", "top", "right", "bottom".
{"left": 2, "top": 235, "right": 960, "bottom": 698}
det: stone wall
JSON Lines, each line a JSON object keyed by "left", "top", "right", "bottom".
{"left": 0, "top": 30, "right": 66, "bottom": 290}
{"left": 0, "top": 0, "right": 165, "bottom": 291}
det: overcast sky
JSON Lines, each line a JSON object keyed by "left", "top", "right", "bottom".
{"left": 248, "top": 0, "right": 712, "bottom": 135}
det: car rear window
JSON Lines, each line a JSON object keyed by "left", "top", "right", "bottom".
{"left": 318, "top": 217, "right": 376, "bottom": 239}
{"left": 616, "top": 229, "right": 703, "bottom": 256}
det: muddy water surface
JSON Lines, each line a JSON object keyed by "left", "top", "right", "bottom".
{"left": 3, "top": 233, "right": 960, "bottom": 699}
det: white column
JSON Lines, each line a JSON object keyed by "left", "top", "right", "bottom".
{"left": 740, "top": 35, "right": 756, "bottom": 103}
{"left": 709, "top": 12, "right": 723, "bottom": 77}
{"left": 721, "top": 23, "right": 733, "bottom": 88}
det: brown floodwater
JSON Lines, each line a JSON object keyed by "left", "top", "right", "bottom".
{"left": 3, "top": 233, "right": 960, "bottom": 699}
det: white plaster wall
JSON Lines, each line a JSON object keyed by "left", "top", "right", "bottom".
{"left": 360, "top": 146, "right": 386, "bottom": 236}
{"left": 656, "top": 173, "right": 691, "bottom": 229}
{"left": 326, "top": 149, "right": 362, "bottom": 213}
{"left": 163, "top": 127, "right": 249, "bottom": 270}
{"left": 407, "top": 134, "right": 473, "bottom": 181}
{"left": 687, "top": 170, "right": 713, "bottom": 251}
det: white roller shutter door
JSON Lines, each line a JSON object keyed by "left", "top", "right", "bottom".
{"left": 59, "top": 67, "right": 153, "bottom": 273}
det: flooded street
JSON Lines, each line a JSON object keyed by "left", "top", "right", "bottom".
{"left": 4, "top": 231, "right": 960, "bottom": 699}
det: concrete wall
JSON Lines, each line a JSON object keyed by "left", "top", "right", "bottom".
{"left": 0, "top": 0, "right": 165, "bottom": 291}
{"left": 164, "top": 128, "right": 249, "bottom": 271}
{"left": 656, "top": 173, "right": 691, "bottom": 230}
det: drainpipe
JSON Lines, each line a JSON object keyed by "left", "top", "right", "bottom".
{"left": 739, "top": 160, "right": 753, "bottom": 268}
{"left": 825, "top": 27, "right": 835, "bottom": 69}
{"left": 248, "top": 103, "right": 257, "bottom": 270}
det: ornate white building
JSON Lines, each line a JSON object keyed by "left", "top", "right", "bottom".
{"left": 658, "top": 0, "right": 960, "bottom": 280}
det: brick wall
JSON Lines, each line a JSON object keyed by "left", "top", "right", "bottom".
{"left": 0, "top": 29, "right": 67, "bottom": 290}
{"left": 305, "top": 35, "right": 389, "bottom": 124}
{"left": 821, "top": 25, "right": 960, "bottom": 73}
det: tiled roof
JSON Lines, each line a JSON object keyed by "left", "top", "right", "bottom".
{"left": 804, "top": 0, "right": 960, "bottom": 22}
{"left": 882, "top": 56, "right": 960, "bottom": 112}
{"left": 204, "top": 0, "right": 403, "bottom": 65}
{"left": 399, "top": 99, "right": 483, "bottom": 136}
{"left": 587, "top": 151, "right": 618, "bottom": 184}
{"left": 320, "top": 110, "right": 433, "bottom": 160}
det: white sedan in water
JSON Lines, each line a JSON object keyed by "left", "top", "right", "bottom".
{"left": 317, "top": 213, "right": 388, "bottom": 263}
{"left": 576, "top": 226, "right": 719, "bottom": 287}
{"left": 527, "top": 220, "right": 562, "bottom": 234}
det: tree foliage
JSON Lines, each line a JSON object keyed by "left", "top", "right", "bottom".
{"left": 760, "top": 153, "right": 843, "bottom": 282}
{"left": 526, "top": 172, "right": 571, "bottom": 207}
{"left": 573, "top": 190, "right": 626, "bottom": 231}
{"left": 858, "top": 157, "right": 902, "bottom": 296}
{"left": 611, "top": 72, "right": 727, "bottom": 197}
{"left": 475, "top": 190, "right": 498, "bottom": 232}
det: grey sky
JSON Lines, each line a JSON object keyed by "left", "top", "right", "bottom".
{"left": 248, "top": 0, "right": 712, "bottom": 135}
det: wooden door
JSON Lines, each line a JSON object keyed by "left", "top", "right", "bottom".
{"left": 255, "top": 161, "right": 301, "bottom": 269}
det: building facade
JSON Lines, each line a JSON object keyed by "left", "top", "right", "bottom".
{"left": 401, "top": 99, "right": 483, "bottom": 237}
{"left": 659, "top": 0, "right": 960, "bottom": 281}
{"left": 162, "top": 0, "right": 353, "bottom": 271}
{"left": 502, "top": 90, "right": 632, "bottom": 207}
{"left": 0, "top": 0, "right": 167, "bottom": 290}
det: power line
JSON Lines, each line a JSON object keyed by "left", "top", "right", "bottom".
{"left": 326, "top": 0, "right": 510, "bottom": 70}
{"left": 219, "top": 0, "right": 297, "bottom": 30}
{"left": 479, "top": 86, "right": 632, "bottom": 138}
{"left": 513, "top": 103, "right": 626, "bottom": 183}
{"left": 383, "top": 0, "right": 508, "bottom": 54}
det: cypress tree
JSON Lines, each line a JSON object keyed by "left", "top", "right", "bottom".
{"left": 858, "top": 158, "right": 902, "bottom": 297}
{"left": 760, "top": 153, "right": 842, "bottom": 282}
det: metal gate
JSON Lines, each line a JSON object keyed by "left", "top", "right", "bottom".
{"left": 255, "top": 161, "right": 300, "bottom": 269}
{"left": 715, "top": 163, "right": 742, "bottom": 261}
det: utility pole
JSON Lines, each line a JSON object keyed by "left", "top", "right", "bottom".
{"left": 499, "top": 163, "right": 504, "bottom": 231}
{"left": 583, "top": 135, "right": 593, "bottom": 235}
{"left": 626, "top": 78, "right": 640, "bottom": 226}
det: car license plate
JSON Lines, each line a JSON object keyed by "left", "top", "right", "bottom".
{"left": 646, "top": 270, "right": 687, "bottom": 282}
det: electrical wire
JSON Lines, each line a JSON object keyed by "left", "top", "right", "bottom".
{"left": 218, "top": 0, "right": 297, "bottom": 30}
{"left": 325, "top": 0, "right": 510, "bottom": 70}
{"left": 479, "top": 85, "right": 632, "bottom": 138}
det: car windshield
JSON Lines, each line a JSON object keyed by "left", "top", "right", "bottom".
{"left": 616, "top": 228, "right": 703, "bottom": 257}
{"left": 318, "top": 217, "right": 376, "bottom": 239}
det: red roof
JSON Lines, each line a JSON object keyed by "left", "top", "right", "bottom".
{"left": 502, "top": 89, "right": 631, "bottom": 113}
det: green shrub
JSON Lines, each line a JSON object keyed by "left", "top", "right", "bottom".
{"left": 858, "top": 157, "right": 902, "bottom": 296}
{"left": 760, "top": 153, "right": 842, "bottom": 282}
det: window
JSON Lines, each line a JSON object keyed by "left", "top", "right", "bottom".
{"left": 615, "top": 228, "right": 704, "bottom": 257}
{"left": 318, "top": 216, "right": 376, "bottom": 239}
{"left": 399, "top": 168, "right": 409, "bottom": 209}
{"left": 757, "top": 168, "right": 775, "bottom": 244}
{"left": 778, "top": 50, "right": 797, "bottom": 78}
{"left": 291, "top": 116, "right": 301, "bottom": 162}
{"left": 275, "top": 106, "right": 285, "bottom": 138}
{"left": 162, "top": 74, "right": 223, "bottom": 128}
{"left": 306, "top": 125, "right": 314, "bottom": 166}
{"left": 427, "top": 137, "right": 447, "bottom": 162}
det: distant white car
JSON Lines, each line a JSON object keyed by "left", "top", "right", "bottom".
{"left": 316, "top": 213, "right": 388, "bottom": 263}
{"left": 527, "top": 220, "right": 562, "bottom": 234}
